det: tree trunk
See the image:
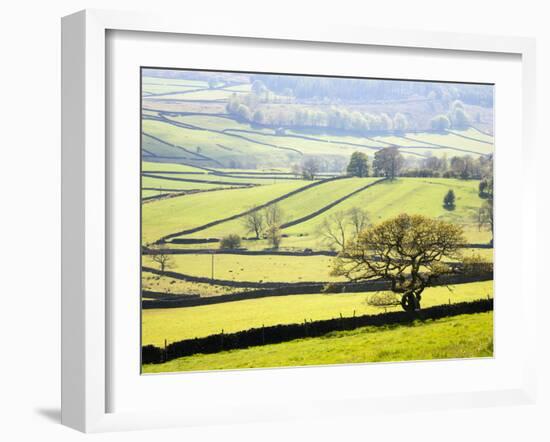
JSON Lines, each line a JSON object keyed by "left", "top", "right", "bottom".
{"left": 401, "top": 291, "right": 421, "bottom": 312}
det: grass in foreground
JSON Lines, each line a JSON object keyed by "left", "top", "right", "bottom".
{"left": 141, "top": 280, "right": 493, "bottom": 346}
{"left": 142, "top": 311, "right": 493, "bottom": 373}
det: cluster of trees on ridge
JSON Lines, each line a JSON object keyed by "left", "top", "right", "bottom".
{"left": 249, "top": 75, "right": 494, "bottom": 107}
{"left": 227, "top": 92, "right": 476, "bottom": 132}
{"left": 291, "top": 148, "right": 493, "bottom": 181}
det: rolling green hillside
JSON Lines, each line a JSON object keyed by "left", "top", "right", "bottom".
{"left": 142, "top": 180, "right": 311, "bottom": 243}
{"left": 163, "top": 178, "right": 491, "bottom": 245}
{"left": 142, "top": 281, "right": 493, "bottom": 346}
{"left": 174, "top": 176, "right": 379, "bottom": 239}
{"left": 143, "top": 311, "right": 493, "bottom": 372}
{"left": 283, "top": 178, "right": 487, "bottom": 242}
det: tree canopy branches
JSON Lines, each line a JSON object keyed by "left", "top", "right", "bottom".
{"left": 331, "top": 214, "right": 465, "bottom": 311}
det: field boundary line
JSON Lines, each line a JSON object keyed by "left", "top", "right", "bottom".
{"left": 142, "top": 131, "right": 224, "bottom": 166}
{"left": 157, "top": 175, "right": 349, "bottom": 242}
{"left": 400, "top": 134, "right": 488, "bottom": 156}
{"left": 446, "top": 130, "right": 493, "bottom": 145}
{"left": 141, "top": 265, "right": 493, "bottom": 307}
{"left": 142, "top": 173, "right": 257, "bottom": 187}
{"left": 280, "top": 178, "right": 387, "bottom": 229}
{"left": 142, "top": 298, "right": 494, "bottom": 363}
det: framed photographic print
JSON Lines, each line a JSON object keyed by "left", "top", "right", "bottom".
{"left": 61, "top": 9, "right": 538, "bottom": 433}
{"left": 139, "top": 66, "right": 495, "bottom": 374}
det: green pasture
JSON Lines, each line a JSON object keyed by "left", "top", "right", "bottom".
{"left": 448, "top": 128, "right": 494, "bottom": 143}
{"left": 282, "top": 178, "right": 491, "bottom": 245}
{"left": 165, "top": 114, "right": 272, "bottom": 133}
{"left": 142, "top": 77, "right": 208, "bottom": 87}
{"left": 223, "top": 84, "right": 252, "bottom": 92}
{"left": 142, "top": 175, "right": 239, "bottom": 191}
{"left": 406, "top": 132, "right": 493, "bottom": 155}
{"left": 150, "top": 89, "right": 236, "bottom": 101}
{"left": 141, "top": 180, "right": 310, "bottom": 244}
{"left": 142, "top": 112, "right": 495, "bottom": 171}
{"left": 143, "top": 253, "right": 339, "bottom": 284}
{"left": 223, "top": 129, "right": 375, "bottom": 157}
{"left": 146, "top": 172, "right": 300, "bottom": 186}
{"left": 142, "top": 310, "right": 493, "bottom": 372}
{"left": 181, "top": 177, "right": 379, "bottom": 239}
{"left": 142, "top": 133, "right": 198, "bottom": 160}
{"left": 142, "top": 84, "right": 204, "bottom": 95}
{"left": 141, "top": 161, "right": 207, "bottom": 174}
{"left": 212, "top": 167, "right": 293, "bottom": 174}
{"left": 142, "top": 281, "right": 493, "bottom": 345}
{"left": 142, "top": 271, "right": 251, "bottom": 297}
{"left": 142, "top": 190, "right": 181, "bottom": 199}
{"left": 142, "top": 119, "right": 298, "bottom": 166}
{"left": 168, "top": 178, "right": 491, "bottom": 247}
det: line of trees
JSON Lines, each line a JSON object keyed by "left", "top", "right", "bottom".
{"left": 291, "top": 148, "right": 492, "bottom": 182}
{"left": 242, "top": 204, "right": 285, "bottom": 249}
{"left": 249, "top": 75, "right": 493, "bottom": 107}
{"left": 227, "top": 93, "right": 412, "bottom": 132}
{"left": 400, "top": 152, "right": 493, "bottom": 180}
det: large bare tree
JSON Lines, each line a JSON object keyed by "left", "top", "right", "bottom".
{"left": 318, "top": 211, "right": 348, "bottom": 251}
{"left": 331, "top": 214, "right": 465, "bottom": 311}
{"left": 264, "top": 204, "right": 284, "bottom": 227}
{"left": 318, "top": 208, "right": 370, "bottom": 251}
{"left": 242, "top": 207, "right": 265, "bottom": 239}
{"left": 149, "top": 246, "right": 174, "bottom": 274}
{"left": 478, "top": 199, "right": 494, "bottom": 246}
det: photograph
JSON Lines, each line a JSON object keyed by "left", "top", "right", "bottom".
{"left": 140, "top": 68, "right": 494, "bottom": 374}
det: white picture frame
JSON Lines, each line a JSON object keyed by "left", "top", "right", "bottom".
{"left": 61, "top": 9, "right": 538, "bottom": 433}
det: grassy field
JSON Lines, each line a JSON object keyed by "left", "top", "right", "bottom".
{"left": 146, "top": 172, "right": 300, "bottom": 186}
{"left": 178, "top": 177, "right": 379, "bottom": 239}
{"left": 283, "top": 178, "right": 491, "bottom": 245}
{"left": 143, "top": 253, "right": 340, "bottom": 283}
{"left": 144, "top": 89, "right": 237, "bottom": 101}
{"left": 143, "top": 111, "right": 494, "bottom": 168}
{"left": 141, "top": 180, "right": 310, "bottom": 243}
{"left": 142, "top": 311, "right": 493, "bottom": 372}
{"left": 168, "top": 178, "right": 491, "bottom": 246}
{"left": 142, "top": 280, "right": 493, "bottom": 345}
{"left": 141, "top": 161, "right": 207, "bottom": 173}
{"left": 405, "top": 132, "right": 493, "bottom": 155}
{"left": 142, "top": 175, "right": 244, "bottom": 191}
{"left": 142, "top": 119, "right": 299, "bottom": 166}
{"left": 140, "top": 72, "right": 495, "bottom": 373}
{"left": 142, "top": 271, "right": 252, "bottom": 297}
{"left": 142, "top": 133, "right": 200, "bottom": 159}
{"left": 142, "top": 190, "right": 183, "bottom": 199}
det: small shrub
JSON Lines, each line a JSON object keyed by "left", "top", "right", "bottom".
{"left": 219, "top": 234, "right": 242, "bottom": 250}
{"left": 462, "top": 254, "right": 493, "bottom": 275}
